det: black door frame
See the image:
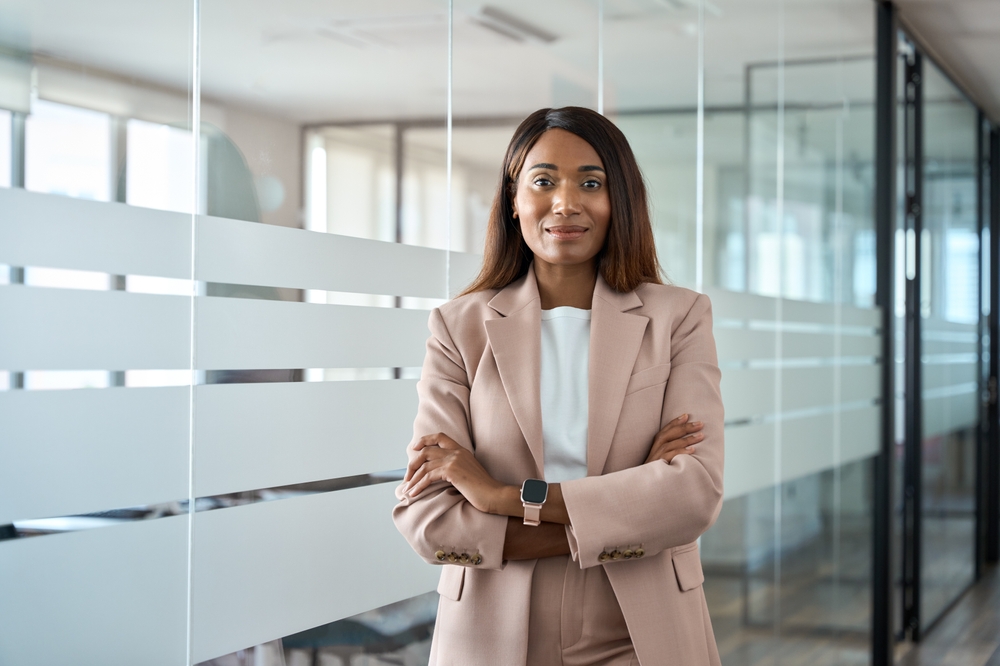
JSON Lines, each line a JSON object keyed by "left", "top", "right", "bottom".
{"left": 872, "top": 4, "right": 896, "bottom": 664}
{"left": 990, "top": 126, "right": 1000, "bottom": 567}
{"left": 874, "top": 2, "right": 999, "bottom": 661}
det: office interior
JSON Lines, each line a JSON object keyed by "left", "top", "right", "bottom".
{"left": 0, "top": 0, "right": 999, "bottom": 664}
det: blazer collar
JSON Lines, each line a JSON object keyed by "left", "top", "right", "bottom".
{"left": 484, "top": 265, "right": 648, "bottom": 479}
{"left": 587, "top": 276, "right": 648, "bottom": 476}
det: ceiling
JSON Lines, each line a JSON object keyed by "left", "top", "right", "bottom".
{"left": 0, "top": 0, "right": 995, "bottom": 125}
{"left": 894, "top": 0, "right": 1000, "bottom": 122}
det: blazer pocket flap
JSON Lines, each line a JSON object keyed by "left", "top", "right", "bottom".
{"left": 437, "top": 565, "right": 465, "bottom": 601}
{"left": 672, "top": 546, "right": 704, "bottom": 591}
{"left": 625, "top": 363, "right": 671, "bottom": 395}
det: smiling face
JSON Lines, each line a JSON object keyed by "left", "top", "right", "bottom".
{"left": 512, "top": 128, "right": 611, "bottom": 276}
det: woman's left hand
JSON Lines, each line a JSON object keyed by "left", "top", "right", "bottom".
{"left": 402, "top": 433, "right": 506, "bottom": 513}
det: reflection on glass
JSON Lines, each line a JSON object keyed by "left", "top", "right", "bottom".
{"left": 25, "top": 99, "right": 112, "bottom": 201}
{"left": 0, "top": 108, "right": 11, "bottom": 187}
{"left": 919, "top": 60, "right": 979, "bottom": 630}
{"left": 126, "top": 118, "right": 195, "bottom": 213}
{"left": 196, "top": 591, "right": 439, "bottom": 666}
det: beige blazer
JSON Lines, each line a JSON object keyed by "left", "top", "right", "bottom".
{"left": 392, "top": 266, "right": 724, "bottom": 666}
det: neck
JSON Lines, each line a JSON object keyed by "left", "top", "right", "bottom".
{"left": 534, "top": 260, "right": 598, "bottom": 310}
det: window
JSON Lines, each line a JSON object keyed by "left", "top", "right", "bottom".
{"left": 25, "top": 99, "right": 111, "bottom": 201}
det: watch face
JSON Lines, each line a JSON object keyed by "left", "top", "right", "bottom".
{"left": 521, "top": 478, "right": 548, "bottom": 504}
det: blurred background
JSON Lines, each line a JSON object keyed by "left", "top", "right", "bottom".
{"left": 0, "top": 1, "right": 998, "bottom": 665}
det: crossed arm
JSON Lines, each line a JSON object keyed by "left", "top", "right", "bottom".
{"left": 400, "top": 414, "right": 705, "bottom": 560}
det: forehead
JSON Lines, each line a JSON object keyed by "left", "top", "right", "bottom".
{"left": 522, "top": 128, "right": 603, "bottom": 169}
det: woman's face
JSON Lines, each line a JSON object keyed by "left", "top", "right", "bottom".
{"left": 512, "top": 129, "right": 611, "bottom": 273}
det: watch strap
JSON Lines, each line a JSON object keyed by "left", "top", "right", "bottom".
{"left": 523, "top": 502, "right": 542, "bottom": 526}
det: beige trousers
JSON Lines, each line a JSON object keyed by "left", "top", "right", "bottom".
{"left": 526, "top": 555, "right": 638, "bottom": 666}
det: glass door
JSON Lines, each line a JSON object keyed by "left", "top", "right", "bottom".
{"left": 918, "top": 59, "right": 981, "bottom": 631}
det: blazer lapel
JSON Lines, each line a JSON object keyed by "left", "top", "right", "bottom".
{"left": 587, "top": 276, "right": 647, "bottom": 476}
{"left": 485, "top": 268, "right": 545, "bottom": 478}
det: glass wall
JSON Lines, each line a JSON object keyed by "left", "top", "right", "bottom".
{"left": 918, "top": 59, "right": 980, "bottom": 631}
{"left": 11, "top": 0, "right": 992, "bottom": 664}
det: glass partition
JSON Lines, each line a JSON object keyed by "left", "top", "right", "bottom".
{"left": 0, "top": 2, "right": 194, "bottom": 664}
{"left": 919, "top": 59, "right": 980, "bottom": 631}
{"left": 5, "top": 0, "right": 991, "bottom": 663}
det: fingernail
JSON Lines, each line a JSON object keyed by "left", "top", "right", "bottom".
{"left": 680, "top": 414, "right": 689, "bottom": 422}
{"left": 692, "top": 421, "right": 703, "bottom": 427}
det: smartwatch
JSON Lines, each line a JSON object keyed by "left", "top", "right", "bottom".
{"left": 520, "top": 478, "right": 548, "bottom": 526}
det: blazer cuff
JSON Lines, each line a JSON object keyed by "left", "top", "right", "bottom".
{"left": 393, "top": 482, "right": 509, "bottom": 571}
{"left": 561, "top": 473, "right": 653, "bottom": 570}
{"left": 565, "top": 523, "right": 581, "bottom": 563}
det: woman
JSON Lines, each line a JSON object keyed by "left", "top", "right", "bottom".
{"left": 392, "top": 107, "right": 724, "bottom": 666}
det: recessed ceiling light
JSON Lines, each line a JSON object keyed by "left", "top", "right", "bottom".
{"left": 471, "top": 6, "right": 558, "bottom": 44}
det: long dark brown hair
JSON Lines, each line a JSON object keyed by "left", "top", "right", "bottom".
{"left": 461, "top": 106, "right": 662, "bottom": 296}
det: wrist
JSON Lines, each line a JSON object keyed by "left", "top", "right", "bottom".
{"left": 489, "top": 485, "right": 522, "bottom": 517}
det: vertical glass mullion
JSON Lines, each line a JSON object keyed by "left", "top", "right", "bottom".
{"left": 186, "top": 1, "right": 201, "bottom": 664}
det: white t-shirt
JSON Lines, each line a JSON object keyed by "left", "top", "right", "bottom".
{"left": 540, "top": 306, "right": 591, "bottom": 484}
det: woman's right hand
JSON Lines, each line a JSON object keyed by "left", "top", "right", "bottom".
{"left": 644, "top": 413, "right": 703, "bottom": 465}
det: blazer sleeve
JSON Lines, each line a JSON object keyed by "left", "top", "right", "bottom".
{"left": 391, "top": 307, "right": 509, "bottom": 570}
{"left": 560, "top": 293, "right": 724, "bottom": 569}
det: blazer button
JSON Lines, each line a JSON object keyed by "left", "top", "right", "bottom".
{"left": 471, "top": 554, "right": 483, "bottom": 565}
{"left": 447, "top": 552, "right": 459, "bottom": 563}
{"left": 459, "top": 553, "right": 471, "bottom": 564}
{"left": 610, "top": 550, "right": 622, "bottom": 560}
{"left": 598, "top": 552, "right": 610, "bottom": 563}
{"left": 623, "top": 549, "right": 634, "bottom": 559}
{"left": 435, "top": 550, "right": 447, "bottom": 562}
{"left": 634, "top": 548, "right": 645, "bottom": 559}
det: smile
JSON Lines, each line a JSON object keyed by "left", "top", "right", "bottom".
{"left": 545, "top": 226, "right": 588, "bottom": 240}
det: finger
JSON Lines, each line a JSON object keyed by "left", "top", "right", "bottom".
{"left": 404, "top": 448, "right": 436, "bottom": 481}
{"left": 662, "top": 433, "right": 703, "bottom": 452}
{"left": 433, "top": 433, "right": 460, "bottom": 450}
{"left": 412, "top": 435, "right": 439, "bottom": 452}
{"left": 656, "top": 419, "right": 701, "bottom": 444}
{"left": 408, "top": 464, "right": 445, "bottom": 496}
{"left": 666, "top": 445, "right": 697, "bottom": 462}
{"left": 404, "top": 452, "right": 423, "bottom": 482}
{"left": 405, "top": 460, "right": 437, "bottom": 494}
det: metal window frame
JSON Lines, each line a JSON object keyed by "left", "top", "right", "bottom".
{"left": 872, "top": 3, "right": 897, "bottom": 664}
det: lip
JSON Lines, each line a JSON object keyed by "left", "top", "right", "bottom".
{"left": 545, "top": 225, "right": 588, "bottom": 240}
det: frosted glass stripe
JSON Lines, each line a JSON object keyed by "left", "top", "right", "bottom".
{"left": 714, "top": 328, "right": 881, "bottom": 363}
{"left": 0, "top": 516, "right": 188, "bottom": 666}
{"left": 922, "top": 362, "right": 978, "bottom": 390}
{"left": 191, "top": 483, "right": 439, "bottom": 662}
{"left": 722, "top": 364, "right": 881, "bottom": 422}
{"left": 0, "top": 187, "right": 191, "bottom": 278}
{"left": 0, "top": 387, "right": 189, "bottom": 524}
{"left": 723, "top": 422, "right": 775, "bottom": 499}
{"left": 194, "top": 380, "right": 418, "bottom": 497}
{"left": 922, "top": 338, "right": 978, "bottom": 355}
{"left": 707, "top": 288, "right": 880, "bottom": 328}
{"left": 923, "top": 392, "right": 979, "bottom": 438}
{"left": 706, "top": 288, "right": 777, "bottom": 322}
{"left": 196, "top": 216, "right": 449, "bottom": 298}
{"left": 0, "top": 286, "right": 190, "bottom": 370}
{"left": 448, "top": 251, "right": 483, "bottom": 297}
{"left": 722, "top": 405, "right": 879, "bottom": 500}
{"left": 195, "top": 297, "right": 429, "bottom": 370}
{"left": 780, "top": 298, "right": 881, "bottom": 328}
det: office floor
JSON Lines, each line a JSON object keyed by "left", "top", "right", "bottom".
{"left": 895, "top": 565, "right": 1000, "bottom": 666}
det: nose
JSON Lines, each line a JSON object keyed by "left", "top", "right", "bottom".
{"left": 552, "top": 182, "right": 582, "bottom": 217}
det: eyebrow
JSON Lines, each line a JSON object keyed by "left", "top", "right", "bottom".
{"left": 527, "top": 162, "right": 606, "bottom": 173}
